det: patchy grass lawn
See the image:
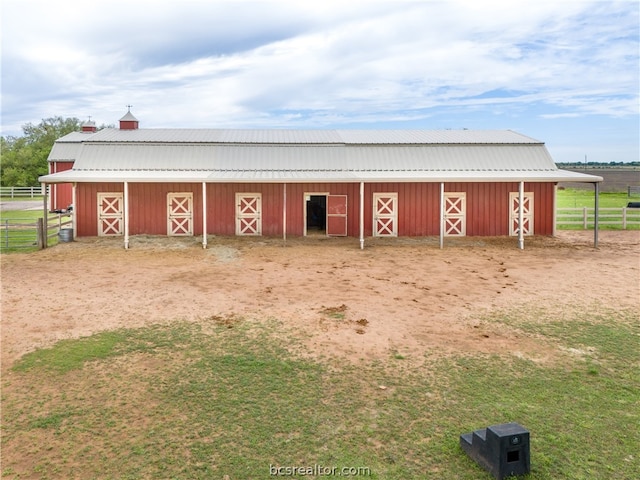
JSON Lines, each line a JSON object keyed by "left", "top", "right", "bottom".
{"left": 2, "top": 308, "right": 639, "bottom": 479}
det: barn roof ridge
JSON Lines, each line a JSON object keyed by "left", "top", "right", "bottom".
{"left": 77, "top": 127, "right": 543, "bottom": 145}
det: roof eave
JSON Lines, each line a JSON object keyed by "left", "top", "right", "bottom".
{"left": 38, "top": 169, "right": 604, "bottom": 184}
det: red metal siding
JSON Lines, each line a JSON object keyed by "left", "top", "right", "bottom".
{"left": 206, "top": 183, "right": 285, "bottom": 236}
{"left": 76, "top": 183, "right": 124, "bottom": 236}
{"left": 528, "top": 182, "right": 555, "bottom": 235}
{"left": 446, "top": 182, "right": 510, "bottom": 236}
{"left": 49, "top": 162, "right": 74, "bottom": 211}
{"left": 364, "top": 183, "right": 440, "bottom": 236}
{"left": 75, "top": 181, "right": 555, "bottom": 238}
{"left": 128, "top": 183, "right": 203, "bottom": 235}
{"left": 444, "top": 182, "right": 554, "bottom": 236}
{"left": 207, "top": 183, "right": 235, "bottom": 235}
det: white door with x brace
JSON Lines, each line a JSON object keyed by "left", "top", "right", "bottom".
{"left": 444, "top": 193, "right": 466, "bottom": 236}
{"left": 509, "top": 192, "right": 534, "bottom": 236}
{"left": 167, "top": 193, "right": 193, "bottom": 236}
{"left": 97, "top": 192, "right": 124, "bottom": 236}
{"left": 236, "top": 193, "right": 262, "bottom": 235}
{"left": 373, "top": 193, "right": 397, "bottom": 237}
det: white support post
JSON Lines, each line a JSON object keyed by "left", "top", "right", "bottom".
{"left": 202, "top": 182, "right": 208, "bottom": 249}
{"left": 283, "top": 183, "right": 287, "bottom": 245}
{"left": 359, "top": 181, "right": 364, "bottom": 250}
{"left": 594, "top": 182, "right": 599, "bottom": 248}
{"left": 552, "top": 184, "right": 557, "bottom": 237}
{"left": 72, "top": 183, "right": 77, "bottom": 240}
{"left": 518, "top": 181, "right": 524, "bottom": 250}
{"left": 42, "top": 183, "right": 48, "bottom": 248}
{"left": 439, "top": 182, "right": 444, "bottom": 249}
{"left": 50, "top": 164, "right": 56, "bottom": 210}
{"left": 124, "top": 181, "right": 130, "bottom": 249}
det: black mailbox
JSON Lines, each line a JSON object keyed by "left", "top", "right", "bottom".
{"left": 460, "top": 422, "right": 530, "bottom": 479}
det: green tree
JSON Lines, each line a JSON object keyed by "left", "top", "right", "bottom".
{"left": 1, "top": 116, "right": 82, "bottom": 186}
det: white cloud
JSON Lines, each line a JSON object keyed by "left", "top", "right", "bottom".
{"left": 1, "top": 0, "right": 638, "bottom": 161}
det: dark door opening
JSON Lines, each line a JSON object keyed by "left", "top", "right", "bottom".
{"left": 306, "top": 195, "right": 326, "bottom": 234}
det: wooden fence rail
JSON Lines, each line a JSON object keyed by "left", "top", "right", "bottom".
{"left": 0, "top": 186, "right": 49, "bottom": 198}
{"left": 557, "top": 207, "right": 640, "bottom": 230}
{"left": 0, "top": 214, "right": 72, "bottom": 250}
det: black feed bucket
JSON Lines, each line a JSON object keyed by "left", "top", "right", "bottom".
{"left": 58, "top": 228, "right": 74, "bottom": 243}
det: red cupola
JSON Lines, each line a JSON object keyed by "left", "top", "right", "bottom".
{"left": 81, "top": 118, "right": 97, "bottom": 133}
{"left": 119, "top": 107, "right": 139, "bottom": 130}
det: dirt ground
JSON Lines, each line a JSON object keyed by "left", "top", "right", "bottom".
{"left": 1, "top": 230, "right": 638, "bottom": 371}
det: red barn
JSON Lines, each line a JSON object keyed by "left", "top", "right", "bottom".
{"left": 47, "top": 119, "right": 97, "bottom": 211}
{"left": 40, "top": 111, "right": 602, "bottom": 249}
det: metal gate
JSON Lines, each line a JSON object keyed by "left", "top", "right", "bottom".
{"left": 167, "top": 192, "right": 193, "bottom": 236}
{"left": 444, "top": 193, "right": 466, "bottom": 236}
{"left": 509, "top": 192, "right": 534, "bottom": 236}
{"left": 327, "top": 195, "right": 347, "bottom": 236}
{"left": 97, "top": 192, "right": 124, "bottom": 236}
{"left": 236, "top": 193, "right": 262, "bottom": 235}
{"left": 373, "top": 193, "right": 397, "bottom": 237}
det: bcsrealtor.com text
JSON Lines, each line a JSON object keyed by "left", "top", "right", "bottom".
{"left": 269, "top": 464, "right": 371, "bottom": 477}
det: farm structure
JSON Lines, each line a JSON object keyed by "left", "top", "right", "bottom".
{"left": 39, "top": 111, "right": 603, "bottom": 249}
{"left": 47, "top": 119, "right": 98, "bottom": 212}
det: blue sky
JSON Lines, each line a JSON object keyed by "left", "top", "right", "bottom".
{"left": 1, "top": 0, "right": 638, "bottom": 163}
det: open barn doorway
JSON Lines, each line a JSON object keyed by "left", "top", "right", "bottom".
{"left": 305, "top": 194, "right": 327, "bottom": 236}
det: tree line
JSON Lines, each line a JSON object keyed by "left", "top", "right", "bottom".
{"left": 1, "top": 117, "right": 83, "bottom": 186}
{"left": 1, "top": 117, "right": 111, "bottom": 187}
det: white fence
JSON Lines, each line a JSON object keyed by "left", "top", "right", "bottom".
{"left": 0, "top": 186, "right": 48, "bottom": 198}
{"left": 557, "top": 207, "right": 640, "bottom": 229}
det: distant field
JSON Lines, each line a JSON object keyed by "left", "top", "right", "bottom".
{"left": 558, "top": 168, "right": 640, "bottom": 192}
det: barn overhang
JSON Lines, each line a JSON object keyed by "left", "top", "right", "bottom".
{"left": 38, "top": 168, "right": 603, "bottom": 184}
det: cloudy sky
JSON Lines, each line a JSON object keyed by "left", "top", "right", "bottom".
{"left": 2, "top": 0, "right": 638, "bottom": 163}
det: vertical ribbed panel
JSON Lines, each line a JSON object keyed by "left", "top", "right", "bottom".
{"left": 76, "top": 181, "right": 555, "bottom": 239}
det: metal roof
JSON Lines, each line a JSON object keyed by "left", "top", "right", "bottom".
{"left": 119, "top": 111, "right": 139, "bottom": 122}
{"left": 68, "top": 143, "right": 557, "bottom": 171}
{"left": 39, "top": 128, "right": 603, "bottom": 184}
{"left": 76, "top": 128, "right": 541, "bottom": 144}
{"left": 47, "top": 132, "right": 92, "bottom": 161}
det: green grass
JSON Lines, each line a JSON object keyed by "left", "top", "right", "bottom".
{"left": 2, "top": 310, "right": 638, "bottom": 479}
{"left": 556, "top": 188, "right": 635, "bottom": 209}
{"left": 556, "top": 188, "right": 639, "bottom": 230}
{"left": 12, "top": 331, "right": 132, "bottom": 373}
{"left": 0, "top": 209, "right": 43, "bottom": 222}
{"left": 0, "top": 209, "right": 64, "bottom": 252}
{"left": 0, "top": 209, "right": 42, "bottom": 252}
